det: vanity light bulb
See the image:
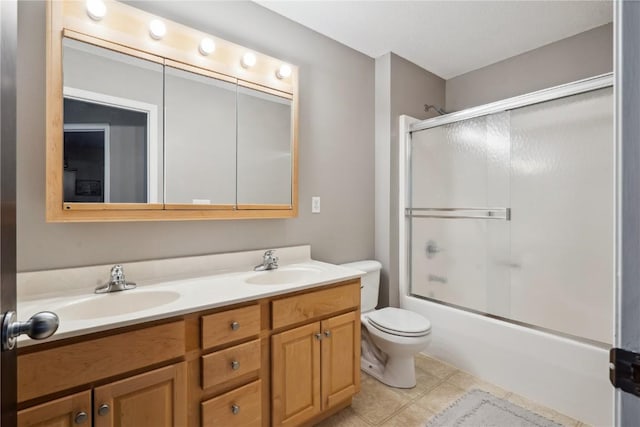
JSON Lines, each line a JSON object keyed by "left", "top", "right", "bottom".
{"left": 149, "top": 19, "right": 167, "bottom": 40}
{"left": 241, "top": 52, "right": 257, "bottom": 69}
{"left": 86, "top": 0, "right": 106, "bottom": 21}
{"left": 276, "top": 64, "right": 292, "bottom": 79}
{"left": 199, "top": 38, "right": 216, "bottom": 56}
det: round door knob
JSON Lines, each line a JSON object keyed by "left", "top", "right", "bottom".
{"left": 324, "top": 330, "right": 331, "bottom": 338}
{"left": 230, "top": 321, "right": 240, "bottom": 331}
{"left": 2, "top": 311, "right": 60, "bottom": 350}
{"left": 231, "top": 360, "right": 240, "bottom": 370}
{"left": 74, "top": 411, "right": 88, "bottom": 424}
{"left": 98, "top": 404, "right": 110, "bottom": 416}
{"left": 314, "top": 333, "right": 323, "bottom": 340}
{"left": 231, "top": 404, "right": 240, "bottom": 415}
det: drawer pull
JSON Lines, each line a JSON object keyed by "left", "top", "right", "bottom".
{"left": 230, "top": 321, "right": 240, "bottom": 331}
{"left": 231, "top": 404, "right": 240, "bottom": 415}
{"left": 74, "top": 411, "right": 88, "bottom": 424}
{"left": 97, "top": 404, "right": 110, "bottom": 416}
{"left": 324, "top": 330, "right": 331, "bottom": 338}
{"left": 231, "top": 360, "right": 240, "bottom": 370}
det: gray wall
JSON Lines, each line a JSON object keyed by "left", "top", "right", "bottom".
{"left": 446, "top": 23, "right": 613, "bottom": 112}
{"left": 375, "top": 53, "right": 445, "bottom": 307}
{"left": 17, "top": 1, "right": 374, "bottom": 271}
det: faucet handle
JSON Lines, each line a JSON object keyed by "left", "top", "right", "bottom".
{"left": 264, "top": 249, "right": 276, "bottom": 258}
{"left": 110, "top": 264, "right": 125, "bottom": 283}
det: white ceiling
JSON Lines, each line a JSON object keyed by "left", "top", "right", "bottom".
{"left": 255, "top": 1, "right": 613, "bottom": 79}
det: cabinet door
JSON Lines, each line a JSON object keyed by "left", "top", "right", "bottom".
{"left": 321, "top": 311, "right": 360, "bottom": 408}
{"left": 18, "top": 390, "right": 91, "bottom": 427}
{"left": 94, "top": 363, "right": 186, "bottom": 427}
{"left": 271, "top": 322, "right": 321, "bottom": 427}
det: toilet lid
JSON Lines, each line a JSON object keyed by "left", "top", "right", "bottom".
{"left": 367, "top": 307, "right": 431, "bottom": 337}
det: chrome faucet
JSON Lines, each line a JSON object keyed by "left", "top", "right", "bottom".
{"left": 95, "top": 264, "right": 137, "bottom": 293}
{"left": 254, "top": 250, "right": 279, "bottom": 271}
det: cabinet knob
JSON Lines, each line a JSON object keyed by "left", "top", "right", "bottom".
{"left": 230, "top": 321, "right": 240, "bottom": 331}
{"left": 231, "top": 360, "right": 240, "bottom": 370}
{"left": 324, "top": 330, "right": 331, "bottom": 338}
{"left": 231, "top": 404, "right": 240, "bottom": 415}
{"left": 97, "top": 404, "right": 110, "bottom": 416}
{"left": 74, "top": 411, "right": 88, "bottom": 424}
{"left": 314, "top": 333, "right": 323, "bottom": 341}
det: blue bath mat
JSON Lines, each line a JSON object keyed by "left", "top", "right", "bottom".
{"left": 426, "top": 389, "right": 563, "bottom": 427}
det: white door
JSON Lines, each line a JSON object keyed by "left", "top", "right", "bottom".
{"left": 614, "top": 1, "right": 640, "bottom": 425}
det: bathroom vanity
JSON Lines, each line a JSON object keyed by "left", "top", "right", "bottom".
{"left": 15, "top": 247, "right": 362, "bottom": 427}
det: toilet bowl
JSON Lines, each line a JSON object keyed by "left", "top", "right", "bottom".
{"left": 341, "top": 260, "right": 432, "bottom": 389}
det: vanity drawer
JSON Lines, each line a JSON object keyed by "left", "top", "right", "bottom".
{"left": 272, "top": 281, "right": 360, "bottom": 329}
{"left": 201, "top": 305, "right": 261, "bottom": 349}
{"left": 201, "top": 379, "right": 261, "bottom": 427}
{"left": 201, "top": 339, "right": 261, "bottom": 389}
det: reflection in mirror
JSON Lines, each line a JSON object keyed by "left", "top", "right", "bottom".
{"left": 164, "top": 66, "right": 236, "bottom": 206}
{"left": 237, "top": 86, "right": 292, "bottom": 206}
{"left": 62, "top": 38, "right": 163, "bottom": 203}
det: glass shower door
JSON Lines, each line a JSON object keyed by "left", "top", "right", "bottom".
{"left": 409, "top": 113, "right": 511, "bottom": 317}
{"left": 508, "top": 87, "right": 613, "bottom": 343}
{"left": 408, "top": 86, "right": 613, "bottom": 344}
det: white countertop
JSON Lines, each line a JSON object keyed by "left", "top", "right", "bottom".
{"left": 17, "top": 253, "right": 364, "bottom": 347}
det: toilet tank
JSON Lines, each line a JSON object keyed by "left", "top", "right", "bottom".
{"left": 340, "top": 260, "right": 382, "bottom": 313}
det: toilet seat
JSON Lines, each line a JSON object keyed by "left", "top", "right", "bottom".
{"left": 366, "top": 307, "right": 431, "bottom": 337}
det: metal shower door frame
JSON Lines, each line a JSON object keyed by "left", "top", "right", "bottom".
{"left": 398, "top": 72, "right": 614, "bottom": 335}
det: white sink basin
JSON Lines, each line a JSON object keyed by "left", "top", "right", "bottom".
{"left": 52, "top": 290, "right": 181, "bottom": 320}
{"left": 245, "top": 266, "right": 323, "bottom": 285}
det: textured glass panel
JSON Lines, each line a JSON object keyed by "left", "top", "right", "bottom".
{"left": 411, "top": 116, "right": 489, "bottom": 208}
{"left": 164, "top": 67, "right": 236, "bottom": 205}
{"left": 409, "top": 113, "right": 510, "bottom": 317}
{"left": 410, "top": 217, "right": 489, "bottom": 312}
{"left": 509, "top": 87, "right": 613, "bottom": 344}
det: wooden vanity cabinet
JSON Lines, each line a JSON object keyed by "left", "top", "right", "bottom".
{"left": 198, "top": 304, "right": 264, "bottom": 427}
{"left": 17, "top": 363, "right": 186, "bottom": 427}
{"left": 17, "top": 390, "right": 92, "bottom": 427}
{"left": 17, "top": 279, "right": 360, "bottom": 427}
{"left": 16, "top": 320, "right": 187, "bottom": 427}
{"left": 93, "top": 363, "right": 187, "bottom": 427}
{"left": 271, "top": 282, "right": 361, "bottom": 426}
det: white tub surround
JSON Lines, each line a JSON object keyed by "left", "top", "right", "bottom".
{"left": 17, "top": 245, "right": 364, "bottom": 345}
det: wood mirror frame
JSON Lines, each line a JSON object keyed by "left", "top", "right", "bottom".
{"left": 46, "top": 0, "right": 298, "bottom": 222}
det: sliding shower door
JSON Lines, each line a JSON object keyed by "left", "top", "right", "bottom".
{"left": 408, "top": 86, "right": 613, "bottom": 344}
{"left": 409, "top": 113, "right": 511, "bottom": 318}
{"left": 508, "top": 87, "right": 613, "bottom": 343}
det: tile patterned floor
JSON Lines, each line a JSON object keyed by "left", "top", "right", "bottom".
{"left": 316, "top": 354, "right": 589, "bottom": 427}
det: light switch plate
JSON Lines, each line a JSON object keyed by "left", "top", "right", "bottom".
{"left": 312, "top": 196, "right": 321, "bottom": 213}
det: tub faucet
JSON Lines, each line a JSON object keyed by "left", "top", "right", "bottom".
{"left": 254, "top": 250, "right": 279, "bottom": 271}
{"left": 95, "top": 264, "right": 137, "bottom": 293}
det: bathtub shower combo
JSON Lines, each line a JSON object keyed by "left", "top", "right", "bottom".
{"left": 399, "top": 74, "right": 614, "bottom": 426}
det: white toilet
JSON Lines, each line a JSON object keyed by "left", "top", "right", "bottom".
{"left": 342, "top": 260, "right": 432, "bottom": 389}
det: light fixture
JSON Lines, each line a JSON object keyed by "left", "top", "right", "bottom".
{"left": 199, "top": 38, "right": 216, "bottom": 56}
{"left": 86, "top": 0, "right": 106, "bottom": 21}
{"left": 241, "top": 52, "right": 257, "bottom": 69}
{"left": 276, "top": 64, "right": 292, "bottom": 79}
{"left": 149, "top": 19, "right": 167, "bottom": 40}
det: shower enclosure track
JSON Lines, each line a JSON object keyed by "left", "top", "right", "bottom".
{"left": 410, "top": 72, "right": 613, "bottom": 133}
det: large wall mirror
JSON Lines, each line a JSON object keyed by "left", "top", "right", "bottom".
{"left": 47, "top": 0, "right": 298, "bottom": 221}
